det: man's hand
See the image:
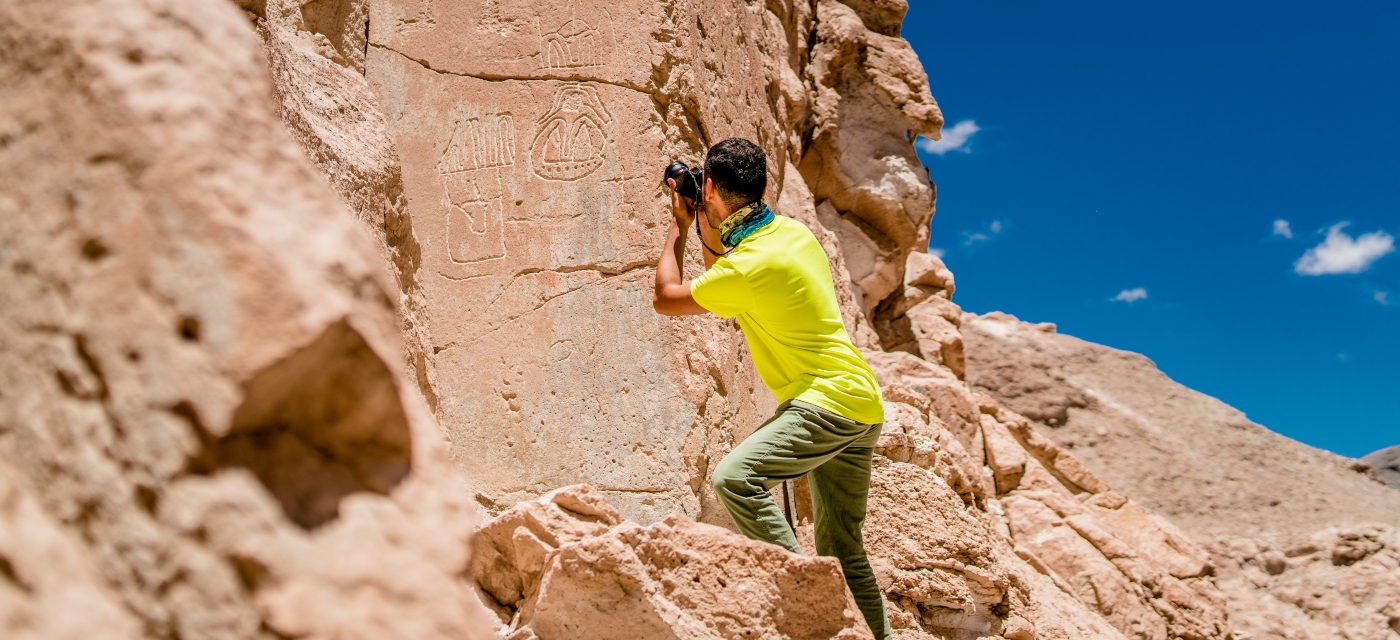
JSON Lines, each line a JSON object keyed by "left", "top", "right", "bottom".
{"left": 667, "top": 178, "right": 696, "bottom": 228}
{"left": 654, "top": 179, "right": 709, "bottom": 316}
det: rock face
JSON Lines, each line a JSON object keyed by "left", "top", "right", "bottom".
{"left": 0, "top": 0, "right": 495, "bottom": 637}
{"left": 360, "top": 0, "right": 944, "bottom": 522}
{"left": 963, "top": 313, "right": 1400, "bottom": 640}
{"left": 1364, "top": 445, "right": 1400, "bottom": 490}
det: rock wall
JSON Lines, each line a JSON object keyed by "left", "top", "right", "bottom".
{"left": 0, "top": 0, "right": 495, "bottom": 637}
{"left": 359, "top": 0, "right": 942, "bottom": 524}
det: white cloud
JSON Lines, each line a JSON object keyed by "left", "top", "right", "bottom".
{"left": 990, "top": 220, "right": 1003, "bottom": 233}
{"left": 1273, "top": 219, "right": 1293, "bottom": 238}
{"left": 917, "top": 120, "right": 981, "bottom": 155}
{"left": 1113, "top": 288, "right": 1148, "bottom": 303}
{"left": 1377, "top": 291, "right": 1390, "bottom": 305}
{"left": 1294, "top": 223, "right": 1395, "bottom": 275}
{"left": 929, "top": 247, "right": 947, "bottom": 258}
{"left": 963, "top": 233, "right": 990, "bottom": 246}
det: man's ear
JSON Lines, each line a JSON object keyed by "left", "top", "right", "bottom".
{"left": 703, "top": 177, "right": 722, "bottom": 209}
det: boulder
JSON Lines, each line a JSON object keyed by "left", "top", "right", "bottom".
{"left": 471, "top": 486, "right": 875, "bottom": 640}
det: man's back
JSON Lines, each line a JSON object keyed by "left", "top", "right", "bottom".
{"left": 690, "top": 215, "right": 884, "bottom": 425}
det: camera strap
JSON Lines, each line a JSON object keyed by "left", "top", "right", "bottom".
{"left": 694, "top": 200, "right": 734, "bottom": 257}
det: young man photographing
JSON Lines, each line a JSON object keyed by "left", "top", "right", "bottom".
{"left": 654, "top": 138, "right": 892, "bottom": 640}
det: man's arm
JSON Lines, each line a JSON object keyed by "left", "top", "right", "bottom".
{"left": 654, "top": 181, "right": 709, "bottom": 316}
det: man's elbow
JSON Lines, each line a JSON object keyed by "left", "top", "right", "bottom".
{"left": 653, "top": 293, "right": 677, "bottom": 316}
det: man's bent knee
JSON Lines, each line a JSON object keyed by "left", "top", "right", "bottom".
{"left": 711, "top": 452, "right": 758, "bottom": 499}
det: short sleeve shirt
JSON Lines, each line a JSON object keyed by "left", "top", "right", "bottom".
{"left": 691, "top": 215, "right": 884, "bottom": 424}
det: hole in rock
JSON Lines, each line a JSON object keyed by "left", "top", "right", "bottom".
{"left": 134, "top": 485, "right": 158, "bottom": 514}
{"left": 81, "top": 238, "right": 109, "bottom": 260}
{"left": 188, "top": 320, "right": 412, "bottom": 529}
{"left": 0, "top": 555, "right": 28, "bottom": 593}
{"left": 178, "top": 316, "right": 201, "bottom": 342}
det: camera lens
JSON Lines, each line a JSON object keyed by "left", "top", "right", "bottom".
{"left": 663, "top": 161, "right": 700, "bottom": 202}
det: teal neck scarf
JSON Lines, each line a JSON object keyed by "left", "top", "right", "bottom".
{"left": 719, "top": 201, "right": 775, "bottom": 249}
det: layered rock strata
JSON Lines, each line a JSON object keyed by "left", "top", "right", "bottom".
{"left": 0, "top": 0, "right": 495, "bottom": 637}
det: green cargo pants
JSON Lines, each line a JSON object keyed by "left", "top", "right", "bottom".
{"left": 711, "top": 400, "right": 892, "bottom": 640}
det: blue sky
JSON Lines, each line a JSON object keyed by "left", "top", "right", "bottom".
{"left": 902, "top": 1, "right": 1399, "bottom": 458}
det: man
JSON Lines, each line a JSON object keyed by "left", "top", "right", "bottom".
{"left": 653, "top": 138, "right": 891, "bottom": 640}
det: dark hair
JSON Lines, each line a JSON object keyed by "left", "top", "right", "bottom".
{"left": 704, "top": 138, "right": 767, "bottom": 209}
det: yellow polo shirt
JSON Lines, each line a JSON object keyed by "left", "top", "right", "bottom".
{"left": 691, "top": 215, "right": 884, "bottom": 425}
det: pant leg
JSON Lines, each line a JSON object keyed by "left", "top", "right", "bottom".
{"left": 711, "top": 401, "right": 874, "bottom": 554}
{"left": 809, "top": 421, "right": 892, "bottom": 640}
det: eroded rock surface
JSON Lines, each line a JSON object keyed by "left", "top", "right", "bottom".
{"left": 358, "top": 0, "right": 947, "bottom": 528}
{"left": 472, "top": 485, "right": 875, "bottom": 640}
{"left": 860, "top": 320, "right": 1229, "bottom": 640}
{"left": 963, "top": 312, "right": 1400, "bottom": 540}
{"left": 0, "top": 0, "right": 495, "bottom": 637}
{"left": 964, "top": 312, "right": 1400, "bottom": 640}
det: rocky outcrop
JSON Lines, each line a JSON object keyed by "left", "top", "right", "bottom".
{"left": 1364, "top": 445, "right": 1400, "bottom": 490}
{"left": 963, "top": 312, "right": 1400, "bottom": 639}
{"left": 0, "top": 0, "right": 495, "bottom": 637}
{"left": 962, "top": 312, "right": 1400, "bottom": 540}
{"left": 860, "top": 315, "right": 1228, "bottom": 639}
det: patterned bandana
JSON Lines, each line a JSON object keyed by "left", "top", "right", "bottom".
{"left": 718, "top": 201, "right": 775, "bottom": 249}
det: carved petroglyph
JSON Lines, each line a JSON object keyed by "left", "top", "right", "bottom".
{"left": 440, "top": 114, "right": 516, "bottom": 174}
{"left": 439, "top": 113, "right": 514, "bottom": 264}
{"left": 446, "top": 196, "right": 505, "bottom": 264}
{"left": 543, "top": 18, "right": 603, "bottom": 69}
{"left": 529, "top": 83, "right": 612, "bottom": 181}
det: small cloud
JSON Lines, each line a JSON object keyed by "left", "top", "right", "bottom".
{"left": 1273, "top": 219, "right": 1293, "bottom": 238}
{"left": 1113, "top": 288, "right": 1148, "bottom": 303}
{"left": 1294, "top": 223, "right": 1395, "bottom": 275}
{"left": 929, "top": 247, "right": 947, "bottom": 258}
{"left": 917, "top": 120, "right": 981, "bottom": 155}
{"left": 1377, "top": 291, "right": 1390, "bottom": 305}
{"left": 960, "top": 220, "right": 1004, "bottom": 246}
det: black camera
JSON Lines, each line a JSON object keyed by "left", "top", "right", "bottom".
{"left": 663, "top": 161, "right": 704, "bottom": 203}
